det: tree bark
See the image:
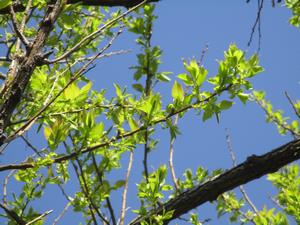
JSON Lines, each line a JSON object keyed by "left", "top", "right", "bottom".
{"left": 0, "top": 1, "right": 64, "bottom": 145}
{"left": 129, "top": 138, "right": 300, "bottom": 225}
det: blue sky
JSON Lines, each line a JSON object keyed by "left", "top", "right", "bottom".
{"left": 94, "top": 1, "right": 299, "bottom": 223}
{"left": 1, "top": 0, "right": 300, "bottom": 224}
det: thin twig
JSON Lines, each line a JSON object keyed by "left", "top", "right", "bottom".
{"left": 57, "top": 183, "right": 73, "bottom": 202}
{"left": 48, "top": 0, "right": 147, "bottom": 64}
{"left": 42, "top": 65, "right": 62, "bottom": 107}
{"left": 4, "top": 28, "right": 124, "bottom": 145}
{"left": 254, "top": 96, "right": 300, "bottom": 138}
{"left": 25, "top": 210, "right": 53, "bottom": 225}
{"left": 257, "top": 0, "right": 262, "bottom": 52}
{"left": 142, "top": 11, "right": 154, "bottom": 182}
{"left": 20, "top": 179, "right": 41, "bottom": 217}
{"left": 169, "top": 115, "right": 179, "bottom": 190}
{"left": 220, "top": 194, "right": 255, "bottom": 224}
{"left": 285, "top": 91, "right": 300, "bottom": 119}
{"left": 20, "top": 134, "right": 42, "bottom": 156}
{"left": 198, "top": 43, "right": 209, "bottom": 66}
{"left": 247, "top": 0, "right": 264, "bottom": 51}
{"left": 71, "top": 159, "right": 99, "bottom": 225}
{"left": 0, "top": 85, "right": 233, "bottom": 172}
{"left": 73, "top": 145, "right": 109, "bottom": 224}
{"left": 91, "top": 153, "right": 117, "bottom": 225}
{"left": 52, "top": 202, "right": 71, "bottom": 225}
{"left": 268, "top": 194, "right": 283, "bottom": 209}
{"left": 9, "top": 102, "right": 133, "bottom": 126}
{"left": 225, "top": 129, "right": 258, "bottom": 214}
{"left": 2, "top": 170, "right": 15, "bottom": 204}
{"left": 55, "top": 49, "right": 131, "bottom": 64}
{"left": 9, "top": 4, "right": 30, "bottom": 47}
{"left": 119, "top": 150, "right": 134, "bottom": 225}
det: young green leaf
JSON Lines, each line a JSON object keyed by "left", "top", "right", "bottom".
{"left": 172, "top": 80, "right": 184, "bottom": 101}
{"left": 0, "top": 0, "right": 11, "bottom": 10}
{"left": 177, "top": 73, "right": 193, "bottom": 86}
{"left": 219, "top": 100, "right": 233, "bottom": 110}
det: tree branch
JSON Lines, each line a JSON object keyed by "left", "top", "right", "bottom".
{"left": 0, "top": 0, "right": 64, "bottom": 145}
{"left": 129, "top": 138, "right": 300, "bottom": 225}
{"left": 0, "top": 1, "right": 25, "bottom": 15}
{"left": 66, "top": 0, "right": 159, "bottom": 8}
{"left": 119, "top": 151, "right": 134, "bottom": 225}
{"left": 0, "top": 203, "right": 26, "bottom": 225}
{"left": 0, "top": 0, "right": 160, "bottom": 15}
{"left": 0, "top": 85, "right": 232, "bottom": 172}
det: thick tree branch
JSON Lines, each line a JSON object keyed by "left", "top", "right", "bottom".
{"left": 0, "top": 0, "right": 160, "bottom": 15}
{"left": 0, "top": 0, "right": 145, "bottom": 147}
{"left": 129, "top": 138, "right": 300, "bottom": 225}
{"left": 0, "top": 0, "right": 64, "bottom": 145}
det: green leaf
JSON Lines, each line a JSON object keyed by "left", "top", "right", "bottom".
{"left": 172, "top": 80, "right": 184, "bottom": 101}
{"left": 196, "top": 67, "right": 208, "bottom": 87}
{"left": 114, "top": 83, "right": 123, "bottom": 98}
{"left": 60, "top": 13, "right": 75, "bottom": 30}
{"left": 132, "top": 83, "right": 144, "bottom": 93}
{"left": 202, "top": 108, "right": 213, "bottom": 121}
{"left": 0, "top": 0, "right": 11, "bottom": 9}
{"left": 237, "top": 93, "right": 249, "bottom": 104}
{"left": 219, "top": 100, "right": 233, "bottom": 110}
{"left": 44, "top": 126, "right": 51, "bottom": 140}
{"left": 184, "top": 59, "right": 199, "bottom": 80}
{"left": 89, "top": 123, "right": 104, "bottom": 140}
{"left": 157, "top": 72, "right": 172, "bottom": 82}
{"left": 115, "top": 180, "right": 126, "bottom": 188}
{"left": 64, "top": 83, "right": 80, "bottom": 100}
{"left": 128, "top": 117, "right": 139, "bottom": 130}
{"left": 177, "top": 73, "right": 193, "bottom": 86}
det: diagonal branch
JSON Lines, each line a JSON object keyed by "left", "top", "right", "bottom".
{"left": 129, "top": 138, "right": 300, "bottom": 225}
{"left": 0, "top": 203, "right": 26, "bottom": 225}
{"left": 0, "top": 0, "right": 146, "bottom": 147}
{"left": 0, "top": 0, "right": 65, "bottom": 146}
{"left": 119, "top": 150, "right": 134, "bottom": 225}
{"left": 225, "top": 129, "right": 258, "bottom": 214}
{"left": 9, "top": 4, "right": 30, "bottom": 47}
{"left": 0, "top": 0, "right": 160, "bottom": 15}
{"left": 66, "top": 0, "right": 159, "bottom": 8}
{"left": 47, "top": 1, "right": 144, "bottom": 64}
{"left": 2, "top": 27, "right": 123, "bottom": 147}
{"left": 0, "top": 84, "right": 232, "bottom": 172}
{"left": 25, "top": 210, "right": 53, "bottom": 225}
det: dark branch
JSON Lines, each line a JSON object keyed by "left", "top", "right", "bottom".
{"left": 0, "top": 2, "right": 25, "bottom": 15}
{"left": 0, "top": 203, "right": 26, "bottom": 225}
{"left": 0, "top": 0, "right": 64, "bottom": 145}
{"left": 129, "top": 139, "right": 300, "bottom": 225}
{"left": 0, "top": 0, "right": 160, "bottom": 15}
{"left": 67, "top": 0, "right": 160, "bottom": 7}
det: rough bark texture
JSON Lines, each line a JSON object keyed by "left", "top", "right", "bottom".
{"left": 129, "top": 139, "right": 300, "bottom": 225}
{"left": 0, "top": 0, "right": 64, "bottom": 145}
